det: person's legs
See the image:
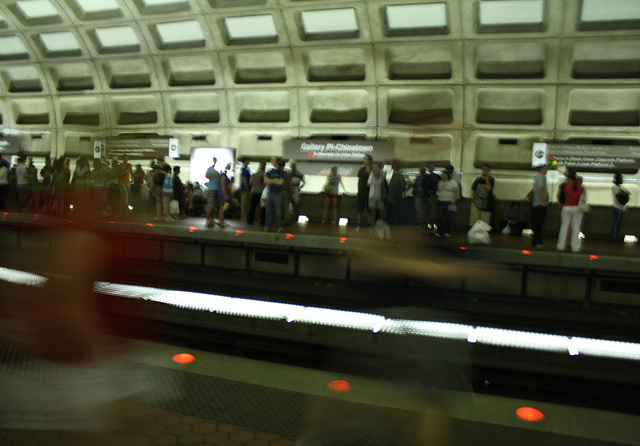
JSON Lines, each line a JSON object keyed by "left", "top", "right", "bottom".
{"left": 479, "top": 210, "right": 491, "bottom": 225}
{"left": 611, "top": 207, "right": 624, "bottom": 243}
{"left": 436, "top": 201, "right": 447, "bottom": 235}
{"left": 469, "top": 205, "right": 480, "bottom": 227}
{"left": 570, "top": 207, "right": 584, "bottom": 252}
{"left": 322, "top": 196, "right": 330, "bottom": 223}
{"left": 427, "top": 196, "right": 438, "bottom": 230}
{"left": 240, "top": 191, "right": 250, "bottom": 221}
{"left": 265, "top": 193, "right": 273, "bottom": 229}
{"left": 332, "top": 197, "right": 339, "bottom": 223}
{"left": 273, "top": 192, "right": 282, "bottom": 230}
{"left": 415, "top": 199, "right": 425, "bottom": 226}
{"left": 162, "top": 194, "right": 170, "bottom": 220}
{"left": 247, "top": 193, "right": 259, "bottom": 224}
{"left": 531, "top": 206, "right": 545, "bottom": 246}
{"left": 556, "top": 207, "right": 570, "bottom": 250}
{"left": 205, "top": 190, "right": 216, "bottom": 226}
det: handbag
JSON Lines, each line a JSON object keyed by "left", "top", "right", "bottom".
{"left": 615, "top": 189, "right": 630, "bottom": 205}
{"left": 578, "top": 191, "right": 590, "bottom": 213}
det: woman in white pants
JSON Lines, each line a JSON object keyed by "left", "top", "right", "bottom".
{"left": 556, "top": 170, "right": 585, "bottom": 252}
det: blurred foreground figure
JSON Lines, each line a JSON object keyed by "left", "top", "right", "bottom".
{"left": 0, "top": 226, "right": 176, "bottom": 432}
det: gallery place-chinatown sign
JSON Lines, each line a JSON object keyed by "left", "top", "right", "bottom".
{"left": 532, "top": 143, "right": 640, "bottom": 173}
{"left": 283, "top": 139, "right": 394, "bottom": 162}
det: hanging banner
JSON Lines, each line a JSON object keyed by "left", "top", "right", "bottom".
{"left": 283, "top": 139, "right": 394, "bottom": 162}
{"left": 532, "top": 143, "right": 640, "bottom": 173}
{"left": 93, "top": 140, "right": 105, "bottom": 159}
{"left": 169, "top": 138, "right": 180, "bottom": 159}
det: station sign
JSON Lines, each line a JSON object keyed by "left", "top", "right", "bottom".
{"left": 283, "top": 139, "right": 394, "bottom": 163}
{"left": 95, "top": 137, "right": 181, "bottom": 160}
{"left": 532, "top": 143, "right": 640, "bottom": 173}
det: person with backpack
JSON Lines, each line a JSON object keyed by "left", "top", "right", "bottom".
{"left": 611, "top": 173, "right": 630, "bottom": 243}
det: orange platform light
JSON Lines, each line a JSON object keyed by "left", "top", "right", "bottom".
{"left": 515, "top": 406, "right": 545, "bottom": 422}
{"left": 172, "top": 353, "right": 195, "bottom": 364}
{"left": 327, "top": 380, "right": 351, "bottom": 393}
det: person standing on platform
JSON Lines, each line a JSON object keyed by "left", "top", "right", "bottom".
{"left": 204, "top": 157, "right": 220, "bottom": 227}
{"left": 412, "top": 166, "right": 426, "bottom": 228}
{"left": 281, "top": 161, "right": 293, "bottom": 225}
{"left": 264, "top": 157, "right": 285, "bottom": 232}
{"left": 40, "top": 158, "right": 54, "bottom": 211}
{"left": 239, "top": 157, "right": 251, "bottom": 222}
{"left": 289, "top": 162, "right": 305, "bottom": 224}
{"left": 116, "top": 155, "right": 133, "bottom": 212}
{"left": 356, "top": 155, "right": 372, "bottom": 230}
{"left": 247, "top": 161, "right": 266, "bottom": 226}
{"left": 435, "top": 170, "right": 459, "bottom": 238}
{"left": 321, "top": 166, "right": 345, "bottom": 225}
{"left": 610, "top": 173, "right": 630, "bottom": 243}
{"left": 367, "top": 162, "right": 387, "bottom": 229}
{"left": 424, "top": 164, "right": 440, "bottom": 233}
{"left": 15, "top": 157, "right": 29, "bottom": 210}
{"left": 469, "top": 164, "right": 495, "bottom": 227}
{"left": 26, "top": 157, "right": 40, "bottom": 210}
{"left": 531, "top": 164, "right": 549, "bottom": 248}
{"left": 151, "top": 156, "right": 171, "bottom": 222}
{"left": 556, "top": 170, "right": 585, "bottom": 252}
{"left": 386, "top": 159, "right": 406, "bottom": 225}
{"left": 172, "top": 166, "right": 186, "bottom": 219}
{"left": 218, "top": 163, "right": 232, "bottom": 227}
{"left": 132, "top": 164, "right": 146, "bottom": 209}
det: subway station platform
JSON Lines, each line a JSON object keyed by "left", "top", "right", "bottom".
{"left": 1, "top": 211, "right": 640, "bottom": 445}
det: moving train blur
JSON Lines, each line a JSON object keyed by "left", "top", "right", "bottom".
{"left": 1, "top": 0, "right": 640, "bottom": 445}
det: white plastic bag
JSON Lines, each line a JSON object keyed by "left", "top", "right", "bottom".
{"left": 467, "top": 219, "right": 492, "bottom": 244}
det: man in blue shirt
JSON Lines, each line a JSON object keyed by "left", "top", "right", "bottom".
{"left": 205, "top": 157, "right": 220, "bottom": 227}
{"left": 264, "top": 157, "right": 285, "bottom": 232}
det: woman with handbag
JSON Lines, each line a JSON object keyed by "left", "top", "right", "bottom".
{"left": 435, "top": 170, "right": 459, "bottom": 238}
{"left": 556, "top": 170, "right": 585, "bottom": 252}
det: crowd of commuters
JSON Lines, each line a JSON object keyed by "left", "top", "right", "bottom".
{"left": 0, "top": 152, "right": 633, "bottom": 249}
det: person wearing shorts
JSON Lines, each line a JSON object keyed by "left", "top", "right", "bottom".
{"left": 321, "top": 166, "right": 345, "bottom": 224}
